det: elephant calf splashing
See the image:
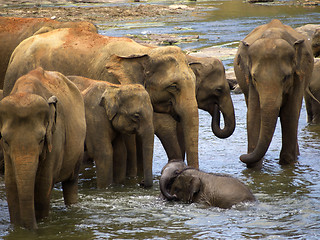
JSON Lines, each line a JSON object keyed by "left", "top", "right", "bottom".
{"left": 160, "top": 160, "right": 255, "bottom": 208}
{"left": 234, "top": 19, "right": 314, "bottom": 168}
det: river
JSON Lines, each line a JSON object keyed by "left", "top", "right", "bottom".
{"left": 0, "top": 0, "right": 320, "bottom": 239}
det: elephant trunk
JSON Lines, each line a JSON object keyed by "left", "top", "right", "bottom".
{"left": 13, "top": 153, "right": 39, "bottom": 230}
{"left": 240, "top": 100, "right": 280, "bottom": 165}
{"left": 137, "top": 120, "right": 154, "bottom": 188}
{"left": 210, "top": 95, "right": 236, "bottom": 138}
{"left": 175, "top": 96, "right": 199, "bottom": 169}
{"left": 159, "top": 174, "right": 176, "bottom": 201}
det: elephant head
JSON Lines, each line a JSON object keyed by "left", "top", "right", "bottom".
{"left": 159, "top": 159, "right": 188, "bottom": 200}
{"left": 100, "top": 83, "right": 154, "bottom": 187}
{"left": 107, "top": 46, "right": 199, "bottom": 168}
{"left": 237, "top": 34, "right": 309, "bottom": 165}
{"left": 187, "top": 55, "right": 235, "bottom": 139}
{"left": 0, "top": 92, "right": 57, "bottom": 230}
{"left": 312, "top": 28, "right": 320, "bottom": 57}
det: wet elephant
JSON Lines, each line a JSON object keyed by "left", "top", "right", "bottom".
{"left": 0, "top": 67, "right": 86, "bottom": 230}
{"left": 0, "top": 16, "right": 97, "bottom": 88}
{"left": 312, "top": 28, "right": 320, "bottom": 57}
{"left": 305, "top": 59, "right": 320, "bottom": 124}
{"left": 160, "top": 160, "right": 255, "bottom": 208}
{"left": 154, "top": 55, "right": 235, "bottom": 160}
{"left": 234, "top": 19, "right": 314, "bottom": 168}
{"left": 68, "top": 76, "right": 154, "bottom": 188}
{"left": 3, "top": 27, "right": 199, "bottom": 170}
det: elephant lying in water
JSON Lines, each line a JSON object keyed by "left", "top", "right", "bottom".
{"left": 68, "top": 76, "right": 154, "bottom": 188}
{"left": 0, "top": 16, "right": 97, "bottom": 89}
{"left": 4, "top": 27, "right": 199, "bottom": 170}
{"left": 234, "top": 19, "right": 314, "bottom": 168}
{"left": 0, "top": 67, "right": 86, "bottom": 230}
{"left": 160, "top": 160, "right": 255, "bottom": 208}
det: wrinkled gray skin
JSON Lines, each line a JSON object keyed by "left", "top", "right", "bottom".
{"left": 234, "top": 19, "right": 314, "bottom": 168}
{"left": 305, "top": 59, "right": 320, "bottom": 124}
{"left": 154, "top": 56, "right": 236, "bottom": 160}
{"left": 68, "top": 76, "right": 154, "bottom": 188}
{"left": 160, "top": 160, "right": 255, "bottom": 208}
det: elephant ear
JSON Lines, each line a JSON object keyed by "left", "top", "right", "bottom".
{"left": 105, "top": 53, "right": 149, "bottom": 85}
{"left": 99, "top": 86, "right": 120, "bottom": 121}
{"left": 46, "top": 96, "right": 57, "bottom": 152}
{"left": 186, "top": 176, "right": 201, "bottom": 203}
{"left": 293, "top": 39, "right": 305, "bottom": 76}
{"left": 237, "top": 41, "right": 251, "bottom": 84}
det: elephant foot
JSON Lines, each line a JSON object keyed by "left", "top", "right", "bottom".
{"left": 246, "top": 159, "right": 263, "bottom": 169}
{"left": 139, "top": 179, "right": 153, "bottom": 188}
{"left": 279, "top": 154, "right": 297, "bottom": 165}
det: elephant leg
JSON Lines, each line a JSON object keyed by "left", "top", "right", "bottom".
{"left": 113, "top": 134, "right": 127, "bottom": 184}
{"left": 246, "top": 85, "right": 263, "bottom": 168}
{"left": 62, "top": 160, "right": 81, "bottom": 205}
{"left": 34, "top": 174, "right": 53, "bottom": 220}
{"left": 94, "top": 142, "right": 113, "bottom": 189}
{"left": 154, "top": 113, "right": 183, "bottom": 160}
{"left": 176, "top": 122, "right": 185, "bottom": 160}
{"left": 124, "top": 134, "right": 137, "bottom": 178}
{"left": 279, "top": 95, "right": 303, "bottom": 165}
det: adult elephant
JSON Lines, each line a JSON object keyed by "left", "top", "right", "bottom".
{"left": 154, "top": 55, "right": 235, "bottom": 160}
{"left": 68, "top": 76, "right": 154, "bottom": 188}
{"left": 234, "top": 19, "right": 314, "bottom": 168}
{"left": 160, "top": 160, "right": 255, "bottom": 208}
{"left": 3, "top": 27, "right": 199, "bottom": 169}
{"left": 0, "top": 16, "right": 97, "bottom": 88}
{"left": 312, "top": 28, "right": 320, "bottom": 57}
{"left": 305, "top": 59, "right": 320, "bottom": 124}
{"left": 0, "top": 67, "right": 86, "bottom": 230}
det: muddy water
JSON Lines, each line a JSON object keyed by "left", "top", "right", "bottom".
{"left": 1, "top": 0, "right": 320, "bottom": 239}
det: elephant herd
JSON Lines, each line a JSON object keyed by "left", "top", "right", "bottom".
{"left": 0, "top": 16, "right": 318, "bottom": 230}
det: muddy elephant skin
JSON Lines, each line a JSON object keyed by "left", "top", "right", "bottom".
{"left": 68, "top": 76, "right": 154, "bottom": 188}
{"left": 0, "top": 67, "right": 86, "bottom": 230}
{"left": 154, "top": 56, "right": 236, "bottom": 160}
{"left": 0, "top": 16, "right": 97, "bottom": 89}
{"left": 160, "top": 160, "right": 255, "bottom": 208}
{"left": 3, "top": 27, "right": 199, "bottom": 168}
{"left": 305, "top": 60, "right": 320, "bottom": 124}
{"left": 234, "top": 19, "right": 314, "bottom": 168}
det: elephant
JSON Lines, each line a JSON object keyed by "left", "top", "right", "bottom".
{"left": 3, "top": 27, "right": 199, "bottom": 169}
{"left": 68, "top": 76, "right": 154, "bottom": 188}
{"left": 233, "top": 19, "right": 314, "bottom": 168}
{"left": 160, "top": 160, "right": 255, "bottom": 208}
{"left": 305, "top": 59, "right": 320, "bottom": 124}
{"left": 312, "top": 28, "right": 320, "bottom": 57}
{"left": 0, "top": 67, "right": 86, "bottom": 230}
{"left": 0, "top": 16, "right": 97, "bottom": 89}
{"left": 153, "top": 55, "right": 235, "bottom": 160}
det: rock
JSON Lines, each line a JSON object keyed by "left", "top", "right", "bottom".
{"left": 188, "top": 46, "right": 237, "bottom": 60}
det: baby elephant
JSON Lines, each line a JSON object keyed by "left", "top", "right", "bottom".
{"left": 160, "top": 160, "right": 255, "bottom": 208}
{"left": 68, "top": 76, "right": 154, "bottom": 189}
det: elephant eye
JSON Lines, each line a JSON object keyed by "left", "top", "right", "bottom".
{"left": 215, "top": 87, "right": 223, "bottom": 95}
{"left": 39, "top": 137, "right": 45, "bottom": 145}
{"left": 167, "top": 83, "right": 180, "bottom": 92}
{"left": 131, "top": 113, "right": 140, "bottom": 122}
{"left": 2, "top": 138, "right": 9, "bottom": 147}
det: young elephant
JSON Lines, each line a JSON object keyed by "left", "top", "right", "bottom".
{"left": 68, "top": 76, "right": 154, "bottom": 188}
{"left": 234, "top": 19, "right": 314, "bottom": 168}
{"left": 0, "top": 67, "right": 86, "bottom": 230}
{"left": 305, "top": 59, "right": 320, "bottom": 124}
{"left": 160, "top": 160, "right": 255, "bottom": 209}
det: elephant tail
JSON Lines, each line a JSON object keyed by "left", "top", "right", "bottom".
{"left": 306, "top": 86, "right": 320, "bottom": 105}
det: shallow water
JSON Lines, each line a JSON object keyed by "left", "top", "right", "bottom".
{"left": 1, "top": 0, "right": 320, "bottom": 239}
